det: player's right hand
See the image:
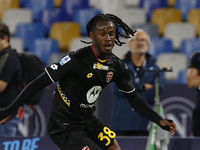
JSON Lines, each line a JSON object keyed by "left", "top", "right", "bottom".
{"left": 0, "top": 115, "right": 12, "bottom": 124}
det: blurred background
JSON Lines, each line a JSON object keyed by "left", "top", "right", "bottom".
{"left": 0, "top": 0, "right": 200, "bottom": 149}
{"left": 0, "top": 0, "right": 199, "bottom": 85}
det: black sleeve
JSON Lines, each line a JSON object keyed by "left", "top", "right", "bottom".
{"left": 0, "top": 71, "right": 52, "bottom": 120}
{"left": 123, "top": 90, "right": 163, "bottom": 125}
{"left": 115, "top": 62, "right": 135, "bottom": 92}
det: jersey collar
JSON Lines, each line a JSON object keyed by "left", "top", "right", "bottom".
{"left": 91, "top": 45, "right": 108, "bottom": 63}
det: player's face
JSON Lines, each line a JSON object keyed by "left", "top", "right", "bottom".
{"left": 90, "top": 21, "right": 116, "bottom": 55}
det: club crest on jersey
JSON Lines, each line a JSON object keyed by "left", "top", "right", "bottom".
{"left": 93, "top": 62, "right": 109, "bottom": 70}
{"left": 59, "top": 55, "right": 71, "bottom": 66}
{"left": 106, "top": 71, "right": 113, "bottom": 83}
{"left": 82, "top": 146, "right": 90, "bottom": 150}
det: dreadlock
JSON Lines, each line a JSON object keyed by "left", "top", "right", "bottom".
{"left": 81, "top": 13, "right": 136, "bottom": 46}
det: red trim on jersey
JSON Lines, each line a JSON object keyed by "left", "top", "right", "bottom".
{"left": 91, "top": 45, "right": 108, "bottom": 62}
{"left": 91, "top": 45, "right": 99, "bottom": 60}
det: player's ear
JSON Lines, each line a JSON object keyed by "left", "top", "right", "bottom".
{"left": 89, "top": 31, "right": 94, "bottom": 41}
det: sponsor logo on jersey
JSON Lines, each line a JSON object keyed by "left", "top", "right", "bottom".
{"left": 86, "top": 86, "right": 102, "bottom": 103}
{"left": 80, "top": 103, "right": 94, "bottom": 108}
{"left": 87, "top": 73, "right": 93, "bottom": 78}
{"left": 82, "top": 146, "right": 90, "bottom": 150}
{"left": 93, "top": 62, "right": 109, "bottom": 70}
{"left": 59, "top": 55, "right": 71, "bottom": 66}
{"left": 106, "top": 71, "right": 113, "bottom": 83}
{"left": 50, "top": 64, "right": 58, "bottom": 70}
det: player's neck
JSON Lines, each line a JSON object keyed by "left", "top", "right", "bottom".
{"left": 91, "top": 45, "right": 108, "bottom": 62}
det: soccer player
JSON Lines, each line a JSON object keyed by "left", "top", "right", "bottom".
{"left": 0, "top": 14, "right": 176, "bottom": 150}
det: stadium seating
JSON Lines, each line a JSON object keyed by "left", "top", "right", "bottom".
{"left": 23, "top": 0, "right": 54, "bottom": 21}
{"left": 1, "top": 0, "right": 196, "bottom": 79}
{"left": 48, "top": 52, "right": 68, "bottom": 66}
{"left": 88, "top": 0, "right": 98, "bottom": 8}
{"left": 123, "top": 0, "right": 140, "bottom": 7}
{"left": 167, "top": 0, "right": 175, "bottom": 7}
{"left": 49, "top": 22, "right": 81, "bottom": 52}
{"left": 151, "top": 8, "right": 182, "bottom": 36}
{"left": 14, "top": 23, "right": 45, "bottom": 50}
{"left": 87, "top": 0, "right": 115, "bottom": 14}
{"left": 2, "top": 8, "right": 32, "bottom": 35}
{"left": 131, "top": 23, "right": 159, "bottom": 38}
{"left": 53, "top": 0, "right": 62, "bottom": 8}
{"left": 69, "top": 37, "right": 91, "bottom": 52}
{"left": 148, "top": 37, "right": 174, "bottom": 58}
{"left": 19, "top": 0, "right": 26, "bottom": 7}
{"left": 179, "top": 38, "right": 200, "bottom": 60}
{"left": 156, "top": 53, "right": 187, "bottom": 81}
{"left": 117, "top": 7, "right": 146, "bottom": 27}
{"left": 27, "top": 38, "right": 59, "bottom": 66}
{"left": 10, "top": 37, "right": 24, "bottom": 53}
{"left": 164, "top": 23, "right": 195, "bottom": 50}
{"left": 72, "top": 8, "right": 102, "bottom": 36}
{"left": 174, "top": 0, "right": 200, "bottom": 21}
{"left": 176, "top": 69, "right": 187, "bottom": 84}
{"left": 38, "top": 8, "right": 63, "bottom": 35}
{"left": 187, "top": 9, "right": 200, "bottom": 36}
{"left": 139, "top": 0, "right": 167, "bottom": 21}
{"left": 60, "top": 0, "right": 89, "bottom": 21}
{"left": 0, "top": 0, "right": 19, "bottom": 20}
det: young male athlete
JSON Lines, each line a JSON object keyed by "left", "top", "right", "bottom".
{"left": 0, "top": 14, "right": 176, "bottom": 150}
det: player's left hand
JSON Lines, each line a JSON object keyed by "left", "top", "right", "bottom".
{"left": 159, "top": 119, "right": 177, "bottom": 136}
{"left": 0, "top": 115, "right": 12, "bottom": 124}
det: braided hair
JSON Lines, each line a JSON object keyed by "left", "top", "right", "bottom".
{"left": 81, "top": 13, "right": 136, "bottom": 46}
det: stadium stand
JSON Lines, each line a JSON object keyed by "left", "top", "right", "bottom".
{"left": 49, "top": 22, "right": 81, "bottom": 52}
{"left": 2, "top": 8, "right": 32, "bottom": 35}
{"left": 164, "top": 23, "right": 195, "bottom": 50}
